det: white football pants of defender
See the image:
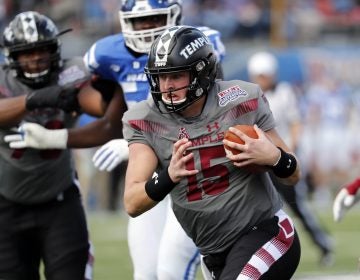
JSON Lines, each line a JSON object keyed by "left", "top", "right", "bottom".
{"left": 127, "top": 195, "right": 200, "bottom": 280}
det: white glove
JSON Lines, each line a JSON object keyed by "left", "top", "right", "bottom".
{"left": 4, "top": 122, "right": 68, "bottom": 149}
{"left": 92, "top": 139, "right": 129, "bottom": 172}
{"left": 333, "top": 178, "right": 360, "bottom": 222}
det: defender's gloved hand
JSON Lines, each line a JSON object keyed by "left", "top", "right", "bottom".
{"left": 333, "top": 178, "right": 360, "bottom": 222}
{"left": 26, "top": 85, "right": 80, "bottom": 112}
{"left": 4, "top": 122, "right": 68, "bottom": 149}
{"left": 92, "top": 139, "right": 129, "bottom": 172}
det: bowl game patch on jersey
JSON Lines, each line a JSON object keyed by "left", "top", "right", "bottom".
{"left": 218, "top": 86, "right": 248, "bottom": 107}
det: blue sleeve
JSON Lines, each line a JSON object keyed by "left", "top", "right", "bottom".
{"left": 198, "top": 26, "right": 226, "bottom": 62}
{"left": 82, "top": 34, "right": 124, "bottom": 80}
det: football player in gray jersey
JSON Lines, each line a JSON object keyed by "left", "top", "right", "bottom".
{"left": 0, "top": 11, "right": 123, "bottom": 280}
{"left": 123, "top": 26, "right": 302, "bottom": 279}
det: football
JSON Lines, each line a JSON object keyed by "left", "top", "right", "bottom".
{"left": 224, "top": 125, "right": 266, "bottom": 173}
{"left": 224, "top": 124, "right": 258, "bottom": 156}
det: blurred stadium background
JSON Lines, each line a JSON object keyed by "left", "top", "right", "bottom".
{"left": 2, "top": 0, "right": 360, "bottom": 279}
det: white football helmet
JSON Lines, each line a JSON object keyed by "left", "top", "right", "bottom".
{"left": 119, "top": 0, "right": 182, "bottom": 53}
{"left": 247, "top": 51, "right": 278, "bottom": 77}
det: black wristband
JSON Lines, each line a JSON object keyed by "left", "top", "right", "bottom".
{"left": 145, "top": 168, "right": 177, "bottom": 202}
{"left": 271, "top": 147, "right": 297, "bottom": 178}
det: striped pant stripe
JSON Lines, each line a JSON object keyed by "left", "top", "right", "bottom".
{"left": 236, "top": 210, "right": 295, "bottom": 280}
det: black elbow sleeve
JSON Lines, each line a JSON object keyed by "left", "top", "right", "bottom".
{"left": 91, "top": 78, "right": 117, "bottom": 103}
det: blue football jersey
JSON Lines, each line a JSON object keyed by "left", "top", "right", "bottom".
{"left": 83, "top": 27, "right": 225, "bottom": 109}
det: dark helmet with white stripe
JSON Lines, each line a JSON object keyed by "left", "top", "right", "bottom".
{"left": 2, "top": 11, "right": 62, "bottom": 87}
{"left": 145, "top": 25, "right": 217, "bottom": 113}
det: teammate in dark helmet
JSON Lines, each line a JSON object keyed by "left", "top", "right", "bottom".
{"left": 2, "top": 11, "right": 68, "bottom": 88}
{"left": 0, "top": 11, "right": 124, "bottom": 280}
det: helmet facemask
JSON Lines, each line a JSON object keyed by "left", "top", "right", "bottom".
{"left": 146, "top": 52, "right": 217, "bottom": 114}
{"left": 8, "top": 42, "right": 60, "bottom": 88}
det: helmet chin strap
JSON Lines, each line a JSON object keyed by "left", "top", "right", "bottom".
{"left": 160, "top": 84, "right": 190, "bottom": 106}
{"left": 161, "top": 88, "right": 204, "bottom": 105}
{"left": 161, "top": 95, "right": 187, "bottom": 105}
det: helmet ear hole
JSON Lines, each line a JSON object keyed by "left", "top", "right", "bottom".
{"left": 195, "top": 88, "right": 203, "bottom": 97}
{"left": 3, "top": 11, "right": 62, "bottom": 88}
{"left": 196, "top": 61, "right": 206, "bottom": 72}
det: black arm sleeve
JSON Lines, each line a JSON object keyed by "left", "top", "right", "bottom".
{"left": 26, "top": 85, "right": 80, "bottom": 113}
{"left": 91, "top": 78, "right": 117, "bottom": 103}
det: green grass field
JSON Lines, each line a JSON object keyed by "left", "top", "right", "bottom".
{"left": 88, "top": 205, "right": 360, "bottom": 279}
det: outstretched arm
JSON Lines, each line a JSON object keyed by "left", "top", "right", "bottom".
{"left": 0, "top": 78, "right": 90, "bottom": 128}
{"left": 66, "top": 82, "right": 126, "bottom": 148}
{"left": 0, "top": 95, "right": 27, "bottom": 127}
{"left": 4, "top": 81, "right": 126, "bottom": 149}
{"left": 0, "top": 83, "right": 83, "bottom": 128}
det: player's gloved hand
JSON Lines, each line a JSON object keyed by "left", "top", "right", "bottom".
{"left": 92, "top": 139, "right": 129, "bottom": 172}
{"left": 333, "top": 178, "right": 360, "bottom": 222}
{"left": 26, "top": 84, "right": 81, "bottom": 112}
{"left": 4, "top": 122, "right": 68, "bottom": 149}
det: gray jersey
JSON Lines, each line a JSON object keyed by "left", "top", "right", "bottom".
{"left": 123, "top": 80, "right": 283, "bottom": 255}
{"left": 0, "top": 57, "right": 90, "bottom": 204}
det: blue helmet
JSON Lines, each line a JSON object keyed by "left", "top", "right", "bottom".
{"left": 119, "top": 0, "right": 182, "bottom": 53}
